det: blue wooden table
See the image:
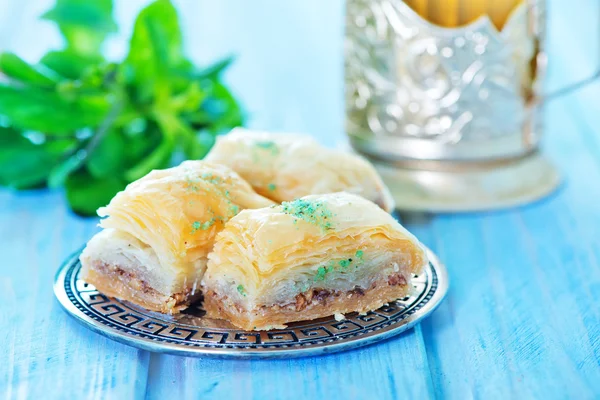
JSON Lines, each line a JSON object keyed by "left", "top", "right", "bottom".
{"left": 1, "top": 1, "right": 600, "bottom": 398}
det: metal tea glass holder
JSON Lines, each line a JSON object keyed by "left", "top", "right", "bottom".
{"left": 345, "top": 0, "right": 600, "bottom": 211}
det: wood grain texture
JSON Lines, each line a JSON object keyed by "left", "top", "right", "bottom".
{"left": 143, "top": 327, "right": 436, "bottom": 399}
{"left": 1, "top": 0, "right": 600, "bottom": 399}
{"left": 0, "top": 191, "right": 150, "bottom": 399}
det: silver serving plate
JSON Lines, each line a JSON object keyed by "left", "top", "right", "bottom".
{"left": 54, "top": 248, "right": 448, "bottom": 359}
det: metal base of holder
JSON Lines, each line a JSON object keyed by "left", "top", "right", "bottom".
{"left": 373, "top": 152, "right": 561, "bottom": 212}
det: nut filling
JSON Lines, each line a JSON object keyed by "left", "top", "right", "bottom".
{"left": 291, "top": 272, "right": 407, "bottom": 312}
{"left": 92, "top": 261, "right": 193, "bottom": 308}
{"left": 208, "top": 272, "right": 409, "bottom": 314}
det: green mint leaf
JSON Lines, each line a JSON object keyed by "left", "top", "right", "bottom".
{"left": 42, "top": 0, "right": 116, "bottom": 55}
{"left": 124, "top": 134, "right": 173, "bottom": 181}
{"left": 65, "top": 170, "right": 124, "bottom": 216}
{"left": 125, "top": 0, "right": 186, "bottom": 91}
{"left": 122, "top": 122, "right": 161, "bottom": 162}
{"left": 198, "top": 80, "right": 244, "bottom": 132}
{"left": 48, "top": 149, "right": 88, "bottom": 188}
{"left": 195, "top": 56, "right": 235, "bottom": 80}
{"left": 0, "top": 53, "right": 57, "bottom": 86}
{"left": 0, "top": 85, "right": 110, "bottom": 135}
{"left": 169, "top": 81, "right": 205, "bottom": 113}
{"left": 0, "top": 127, "right": 75, "bottom": 189}
{"left": 86, "top": 130, "right": 126, "bottom": 178}
{"left": 154, "top": 110, "right": 208, "bottom": 160}
{"left": 41, "top": 50, "right": 104, "bottom": 79}
{"left": 183, "top": 130, "right": 214, "bottom": 160}
{"left": 51, "top": 100, "right": 124, "bottom": 187}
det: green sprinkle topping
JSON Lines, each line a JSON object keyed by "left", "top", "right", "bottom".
{"left": 255, "top": 140, "right": 279, "bottom": 154}
{"left": 237, "top": 284, "right": 247, "bottom": 297}
{"left": 313, "top": 257, "right": 361, "bottom": 281}
{"left": 230, "top": 204, "right": 240, "bottom": 215}
{"left": 255, "top": 140, "right": 275, "bottom": 148}
{"left": 267, "top": 183, "right": 277, "bottom": 191}
{"left": 281, "top": 199, "right": 334, "bottom": 232}
{"left": 355, "top": 250, "right": 364, "bottom": 259}
{"left": 186, "top": 172, "right": 225, "bottom": 191}
{"left": 191, "top": 219, "right": 216, "bottom": 234}
{"left": 315, "top": 266, "right": 328, "bottom": 281}
{"left": 186, "top": 178, "right": 200, "bottom": 192}
{"left": 200, "top": 172, "right": 223, "bottom": 185}
{"left": 314, "top": 262, "right": 337, "bottom": 281}
{"left": 224, "top": 190, "right": 230, "bottom": 198}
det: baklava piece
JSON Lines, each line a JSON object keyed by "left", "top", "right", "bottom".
{"left": 202, "top": 192, "right": 427, "bottom": 330}
{"left": 205, "top": 128, "right": 395, "bottom": 212}
{"left": 80, "top": 161, "right": 274, "bottom": 314}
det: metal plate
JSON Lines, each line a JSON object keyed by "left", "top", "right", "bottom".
{"left": 54, "top": 248, "right": 448, "bottom": 359}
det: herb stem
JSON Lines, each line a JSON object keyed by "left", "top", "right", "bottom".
{"left": 48, "top": 99, "right": 124, "bottom": 188}
{"left": 84, "top": 98, "right": 123, "bottom": 153}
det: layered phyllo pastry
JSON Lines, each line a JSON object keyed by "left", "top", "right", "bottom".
{"left": 202, "top": 192, "right": 427, "bottom": 330}
{"left": 205, "top": 128, "right": 395, "bottom": 212}
{"left": 80, "top": 161, "right": 275, "bottom": 314}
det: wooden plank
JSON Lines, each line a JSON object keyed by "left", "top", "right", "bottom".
{"left": 404, "top": 215, "right": 491, "bottom": 399}
{"left": 400, "top": 94, "right": 600, "bottom": 398}
{"left": 0, "top": 190, "right": 150, "bottom": 399}
{"left": 145, "top": 329, "right": 435, "bottom": 400}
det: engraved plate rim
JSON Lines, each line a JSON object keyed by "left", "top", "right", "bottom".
{"left": 54, "top": 247, "right": 448, "bottom": 359}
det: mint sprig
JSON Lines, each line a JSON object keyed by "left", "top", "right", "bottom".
{"left": 0, "top": 0, "right": 243, "bottom": 215}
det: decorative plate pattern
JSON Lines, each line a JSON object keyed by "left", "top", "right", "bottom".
{"left": 54, "top": 248, "right": 448, "bottom": 359}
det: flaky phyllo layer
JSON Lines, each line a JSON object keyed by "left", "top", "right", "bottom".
{"left": 80, "top": 161, "right": 274, "bottom": 313}
{"left": 205, "top": 128, "right": 395, "bottom": 212}
{"left": 202, "top": 192, "right": 428, "bottom": 329}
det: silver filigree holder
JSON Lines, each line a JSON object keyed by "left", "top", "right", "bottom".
{"left": 345, "top": 0, "right": 599, "bottom": 211}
